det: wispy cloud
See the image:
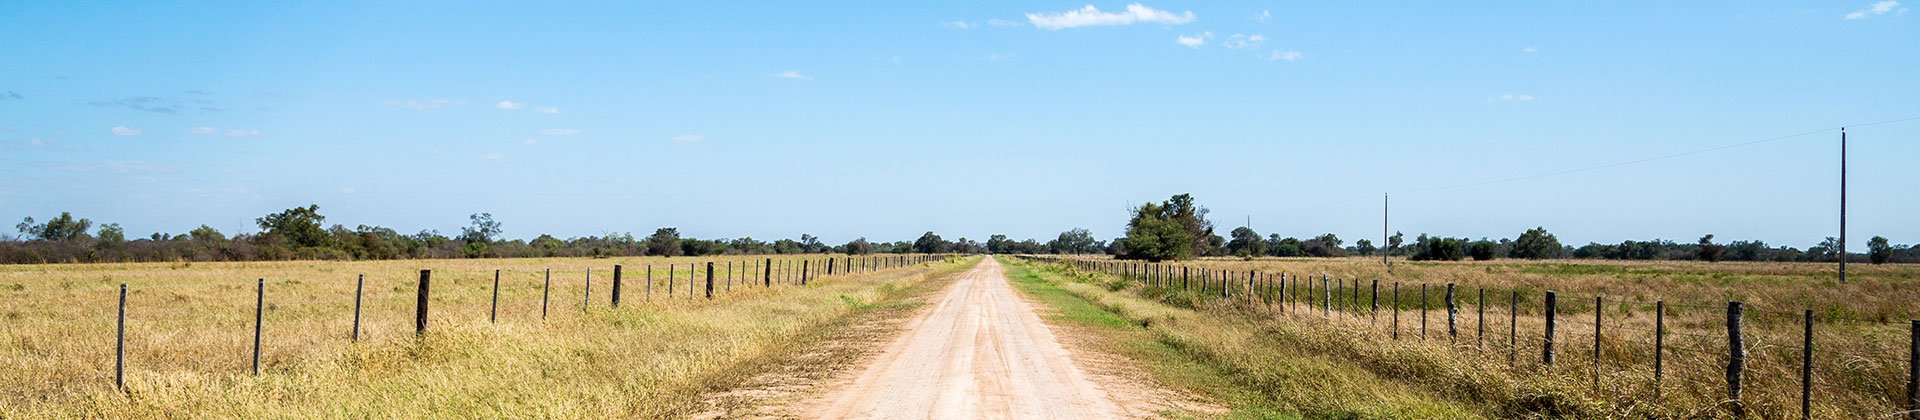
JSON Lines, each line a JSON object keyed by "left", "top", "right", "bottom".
{"left": 672, "top": 134, "right": 706, "bottom": 143}
{"left": 91, "top": 96, "right": 214, "bottom": 114}
{"left": 1176, "top": 31, "right": 1212, "bottom": 48}
{"left": 1846, "top": 0, "right": 1902, "bottom": 19}
{"left": 479, "top": 152, "right": 505, "bottom": 160}
{"left": 987, "top": 53, "right": 1016, "bottom": 62}
{"left": 225, "top": 129, "right": 262, "bottom": 137}
{"left": 536, "top": 106, "right": 560, "bottom": 114}
{"left": 1266, "top": 50, "right": 1303, "bottom": 61}
{"left": 190, "top": 127, "right": 218, "bottom": 135}
{"left": 541, "top": 128, "right": 581, "bottom": 136}
{"left": 110, "top": 126, "right": 142, "bottom": 136}
{"left": 1026, "top": 3, "right": 1196, "bottom": 30}
{"left": 383, "top": 98, "right": 463, "bottom": 109}
{"left": 772, "top": 70, "right": 813, "bottom": 80}
{"left": 495, "top": 100, "right": 525, "bottom": 110}
{"left": 1495, "top": 93, "right": 1535, "bottom": 102}
{"left": 1223, "top": 33, "right": 1265, "bottom": 49}
{"left": 1523, "top": 46, "right": 1538, "bottom": 54}
{"left": 941, "top": 20, "right": 975, "bottom": 29}
{"left": 1256, "top": 10, "right": 1271, "bottom": 24}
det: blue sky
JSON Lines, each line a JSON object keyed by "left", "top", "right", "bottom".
{"left": 1, "top": 1, "right": 1915, "bottom": 248}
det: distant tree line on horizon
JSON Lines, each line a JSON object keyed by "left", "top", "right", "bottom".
{"left": 1, "top": 206, "right": 969, "bottom": 264}
{"left": 1098, "top": 193, "right": 1918, "bottom": 264}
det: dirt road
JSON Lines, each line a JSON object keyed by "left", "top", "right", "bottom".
{"left": 802, "top": 256, "right": 1131, "bottom": 419}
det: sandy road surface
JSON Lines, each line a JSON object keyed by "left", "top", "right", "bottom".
{"left": 802, "top": 256, "right": 1131, "bottom": 419}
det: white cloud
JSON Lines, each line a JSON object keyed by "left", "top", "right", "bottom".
{"left": 110, "top": 126, "right": 142, "bottom": 136}
{"left": 28, "top": 138, "right": 44, "bottom": 147}
{"left": 1224, "top": 33, "right": 1266, "bottom": 49}
{"left": 1176, "top": 31, "right": 1212, "bottom": 48}
{"left": 522, "top": 138, "right": 539, "bottom": 145}
{"left": 988, "top": 53, "right": 1015, "bottom": 62}
{"left": 536, "top": 106, "right": 559, "bottom": 114}
{"left": 1523, "top": 46, "right": 1538, "bottom": 54}
{"left": 987, "top": 18, "right": 1024, "bottom": 27}
{"left": 1257, "top": 10, "right": 1271, "bottom": 23}
{"left": 772, "top": 70, "right": 813, "bottom": 80}
{"left": 1496, "top": 93, "right": 1535, "bottom": 102}
{"left": 479, "top": 152, "right": 505, "bottom": 160}
{"left": 382, "top": 98, "right": 463, "bottom": 109}
{"left": 1026, "top": 3, "right": 1197, "bottom": 30}
{"left": 541, "top": 128, "right": 581, "bottom": 136}
{"left": 190, "top": 126, "right": 217, "bottom": 135}
{"left": 672, "top": 134, "right": 706, "bottom": 143}
{"left": 1846, "top": 0, "right": 1900, "bottom": 19}
{"left": 942, "top": 20, "right": 975, "bottom": 29}
{"left": 225, "top": 129, "right": 262, "bottom": 137}
{"left": 495, "top": 100, "right": 525, "bottom": 110}
{"left": 1266, "top": 50, "right": 1303, "bottom": 61}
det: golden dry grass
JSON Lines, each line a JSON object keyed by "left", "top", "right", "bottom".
{"left": 0, "top": 254, "right": 970, "bottom": 418}
{"left": 1034, "top": 256, "right": 1920, "bottom": 418}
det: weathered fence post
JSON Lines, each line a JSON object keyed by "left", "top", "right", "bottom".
{"left": 667, "top": 265, "right": 675, "bottom": 297}
{"left": 705, "top": 262, "right": 715, "bottom": 299}
{"left": 802, "top": 260, "right": 810, "bottom": 286}
{"left": 828, "top": 258, "right": 835, "bottom": 275}
{"left": 1446, "top": 283, "right": 1457, "bottom": 343}
{"left": 1420, "top": 283, "right": 1429, "bottom": 339}
{"left": 1655, "top": 301, "right": 1664, "bottom": 398}
{"left": 491, "top": 270, "right": 501, "bottom": 322}
{"left": 727, "top": 261, "right": 733, "bottom": 291}
{"left": 688, "top": 263, "right": 695, "bottom": 298}
{"left": 252, "top": 278, "right": 263, "bottom": 376}
{"left": 764, "top": 258, "right": 772, "bottom": 287}
{"left": 1510, "top": 290, "right": 1518, "bottom": 366}
{"left": 1594, "top": 296, "right": 1602, "bottom": 391}
{"left": 1322, "top": 276, "right": 1331, "bottom": 317}
{"left": 542, "top": 269, "right": 551, "bottom": 320}
{"left": 1728, "top": 301, "right": 1746, "bottom": 418}
{"left": 116, "top": 283, "right": 125, "bottom": 390}
{"left": 1393, "top": 282, "right": 1401, "bottom": 340}
{"left": 1477, "top": 287, "right": 1485, "bottom": 349}
{"left": 1802, "top": 309, "right": 1813, "bottom": 420}
{"left": 416, "top": 270, "right": 431, "bottom": 335}
{"left": 584, "top": 268, "right": 592, "bottom": 312}
{"left": 352, "top": 274, "right": 363, "bottom": 341}
{"left": 611, "top": 265, "right": 622, "bottom": 308}
{"left": 1544, "top": 291, "right": 1556, "bottom": 367}
{"left": 1371, "top": 279, "right": 1380, "bottom": 324}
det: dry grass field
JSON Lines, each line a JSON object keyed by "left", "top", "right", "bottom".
{"left": 1024, "top": 256, "right": 1920, "bottom": 418}
{"left": 0, "top": 254, "right": 970, "bottom": 417}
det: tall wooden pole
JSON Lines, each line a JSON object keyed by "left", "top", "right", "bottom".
{"left": 1840, "top": 128, "right": 1848, "bottom": 285}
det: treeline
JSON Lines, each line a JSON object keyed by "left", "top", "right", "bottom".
{"left": 2, "top": 206, "right": 967, "bottom": 264}
{"left": 1103, "top": 193, "right": 1919, "bottom": 264}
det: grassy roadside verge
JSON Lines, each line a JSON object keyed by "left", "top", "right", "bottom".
{"left": 11, "top": 256, "right": 979, "bottom": 418}
{"left": 1001, "top": 257, "right": 1485, "bottom": 419}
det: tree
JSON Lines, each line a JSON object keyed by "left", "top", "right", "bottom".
{"left": 913, "top": 231, "right": 950, "bottom": 253}
{"left": 1353, "top": 239, "right": 1377, "bottom": 256}
{"left": 844, "top": 237, "right": 873, "bottom": 255}
{"left": 1868, "top": 236, "right": 1893, "bottom": 264}
{"left": 461, "top": 213, "right": 502, "bottom": 244}
{"left": 1697, "top": 234, "right": 1725, "bottom": 262}
{"left": 188, "top": 225, "right": 226, "bottom": 243}
{"left": 1809, "top": 237, "right": 1841, "bottom": 262}
{"left": 1409, "top": 234, "right": 1466, "bottom": 261}
{"left": 646, "top": 228, "right": 683, "bottom": 256}
{"left": 256, "top": 205, "right": 330, "bottom": 248}
{"left": 1302, "top": 233, "right": 1346, "bottom": 257}
{"left": 1048, "top": 228, "right": 1099, "bottom": 254}
{"left": 17, "top": 213, "right": 94, "bottom": 241}
{"left": 1509, "top": 227, "right": 1562, "bottom": 260}
{"left": 1387, "top": 231, "right": 1405, "bottom": 256}
{"left": 1226, "top": 227, "right": 1266, "bottom": 257}
{"left": 1119, "top": 194, "right": 1214, "bottom": 261}
{"left": 97, "top": 223, "right": 126, "bottom": 245}
{"left": 986, "top": 234, "right": 1011, "bottom": 254}
{"left": 1468, "top": 240, "right": 1496, "bottom": 261}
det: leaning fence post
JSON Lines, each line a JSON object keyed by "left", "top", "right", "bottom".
{"left": 541, "top": 269, "right": 551, "bottom": 320}
{"left": 252, "top": 278, "right": 264, "bottom": 376}
{"left": 705, "top": 262, "right": 715, "bottom": 299}
{"left": 1446, "top": 283, "right": 1458, "bottom": 343}
{"left": 416, "top": 270, "right": 431, "bottom": 336}
{"left": 1544, "top": 291, "right": 1556, "bottom": 367}
{"left": 115, "top": 283, "right": 126, "bottom": 390}
{"left": 352, "top": 274, "right": 363, "bottom": 341}
{"left": 491, "top": 270, "right": 501, "bottom": 322}
{"left": 1802, "top": 309, "right": 1813, "bottom": 419}
{"left": 1728, "top": 301, "right": 1746, "bottom": 418}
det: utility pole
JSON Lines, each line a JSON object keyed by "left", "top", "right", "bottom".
{"left": 1840, "top": 128, "right": 1848, "bottom": 284}
{"left": 1383, "top": 193, "right": 1391, "bottom": 272}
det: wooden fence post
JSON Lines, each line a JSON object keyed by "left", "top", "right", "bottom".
{"left": 1446, "top": 283, "right": 1457, "bottom": 343}
{"left": 353, "top": 274, "right": 363, "bottom": 341}
{"left": 667, "top": 265, "right": 674, "bottom": 297}
{"left": 705, "top": 262, "right": 715, "bottom": 299}
{"left": 115, "top": 283, "right": 125, "bottom": 390}
{"left": 611, "top": 265, "right": 622, "bottom": 308}
{"left": 688, "top": 263, "right": 695, "bottom": 298}
{"left": 764, "top": 258, "right": 772, "bottom": 287}
{"left": 1322, "top": 275, "right": 1330, "bottom": 317}
{"left": 416, "top": 270, "right": 431, "bottom": 335}
{"left": 542, "top": 269, "right": 551, "bottom": 320}
{"left": 1655, "top": 301, "right": 1664, "bottom": 398}
{"left": 491, "top": 270, "right": 501, "bottom": 322}
{"left": 1393, "top": 282, "right": 1400, "bottom": 340}
{"left": 1477, "top": 287, "right": 1485, "bottom": 349}
{"left": 1510, "top": 290, "right": 1518, "bottom": 366}
{"left": 1728, "top": 301, "right": 1746, "bottom": 418}
{"left": 1420, "top": 283, "right": 1428, "bottom": 339}
{"left": 252, "top": 278, "right": 263, "bottom": 376}
{"left": 727, "top": 261, "right": 733, "bottom": 291}
{"left": 584, "top": 268, "right": 591, "bottom": 312}
{"left": 1802, "top": 309, "right": 1813, "bottom": 419}
{"left": 828, "top": 258, "right": 835, "bottom": 275}
{"left": 802, "top": 260, "right": 810, "bottom": 286}
{"left": 1594, "top": 296, "right": 1602, "bottom": 391}
{"left": 1544, "top": 291, "right": 1556, "bottom": 367}
{"left": 1371, "top": 279, "right": 1380, "bottom": 324}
